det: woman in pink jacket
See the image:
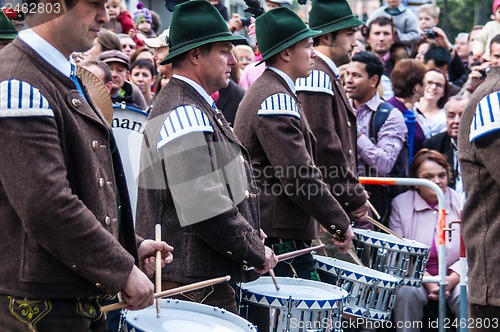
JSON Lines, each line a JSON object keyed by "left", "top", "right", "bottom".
{"left": 389, "top": 149, "right": 463, "bottom": 331}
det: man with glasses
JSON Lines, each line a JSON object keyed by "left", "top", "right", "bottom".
{"left": 423, "top": 95, "right": 468, "bottom": 194}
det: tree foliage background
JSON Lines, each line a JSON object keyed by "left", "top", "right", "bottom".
{"left": 438, "top": 0, "right": 493, "bottom": 40}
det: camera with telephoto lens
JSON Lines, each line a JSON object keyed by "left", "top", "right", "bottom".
{"left": 241, "top": 18, "right": 251, "bottom": 27}
{"left": 424, "top": 29, "right": 438, "bottom": 39}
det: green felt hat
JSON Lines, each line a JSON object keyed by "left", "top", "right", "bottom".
{"left": 161, "top": 0, "right": 245, "bottom": 64}
{"left": 308, "top": 0, "right": 363, "bottom": 35}
{"left": 256, "top": 7, "right": 321, "bottom": 65}
{"left": 0, "top": 10, "right": 18, "bottom": 40}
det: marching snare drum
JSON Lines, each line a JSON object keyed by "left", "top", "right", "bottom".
{"left": 123, "top": 299, "right": 257, "bottom": 332}
{"left": 314, "top": 255, "right": 400, "bottom": 321}
{"left": 239, "top": 276, "right": 347, "bottom": 332}
{"left": 353, "top": 228, "right": 429, "bottom": 287}
{"left": 112, "top": 104, "right": 148, "bottom": 224}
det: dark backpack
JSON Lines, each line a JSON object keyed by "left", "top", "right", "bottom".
{"left": 366, "top": 102, "right": 410, "bottom": 223}
{"left": 369, "top": 102, "right": 409, "bottom": 178}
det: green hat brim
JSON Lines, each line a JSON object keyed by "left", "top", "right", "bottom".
{"left": 160, "top": 33, "right": 245, "bottom": 65}
{"left": 0, "top": 33, "right": 17, "bottom": 40}
{"left": 311, "top": 15, "right": 363, "bottom": 35}
{"left": 257, "top": 28, "right": 322, "bottom": 66}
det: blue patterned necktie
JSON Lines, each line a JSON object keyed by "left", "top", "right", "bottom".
{"left": 70, "top": 64, "right": 87, "bottom": 101}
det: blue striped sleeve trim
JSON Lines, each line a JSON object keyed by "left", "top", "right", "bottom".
{"left": 258, "top": 93, "right": 300, "bottom": 119}
{"left": 0, "top": 80, "right": 53, "bottom": 118}
{"left": 157, "top": 105, "right": 213, "bottom": 149}
{"left": 295, "top": 70, "right": 334, "bottom": 95}
{"left": 470, "top": 91, "right": 500, "bottom": 142}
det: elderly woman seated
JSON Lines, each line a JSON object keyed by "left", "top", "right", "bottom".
{"left": 389, "top": 149, "right": 463, "bottom": 331}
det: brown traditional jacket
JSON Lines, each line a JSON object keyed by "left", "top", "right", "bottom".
{"left": 135, "top": 78, "right": 265, "bottom": 284}
{"left": 0, "top": 39, "right": 137, "bottom": 299}
{"left": 234, "top": 69, "right": 350, "bottom": 241}
{"left": 458, "top": 66, "right": 500, "bottom": 306}
{"left": 296, "top": 55, "right": 366, "bottom": 213}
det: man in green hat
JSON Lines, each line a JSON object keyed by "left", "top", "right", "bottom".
{"left": 135, "top": 0, "right": 277, "bottom": 314}
{"left": 295, "top": 0, "right": 371, "bottom": 235}
{"left": 0, "top": 10, "right": 17, "bottom": 51}
{"left": 235, "top": 7, "right": 354, "bottom": 282}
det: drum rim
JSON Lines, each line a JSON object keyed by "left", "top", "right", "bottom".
{"left": 240, "top": 276, "right": 348, "bottom": 309}
{"left": 313, "top": 255, "right": 401, "bottom": 286}
{"left": 353, "top": 228, "right": 429, "bottom": 251}
{"left": 125, "top": 299, "right": 257, "bottom": 331}
{"left": 344, "top": 306, "right": 392, "bottom": 321}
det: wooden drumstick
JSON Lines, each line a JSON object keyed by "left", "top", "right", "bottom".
{"left": 315, "top": 237, "right": 330, "bottom": 257}
{"left": 100, "top": 275, "right": 231, "bottom": 313}
{"left": 365, "top": 215, "right": 404, "bottom": 240}
{"left": 347, "top": 245, "right": 364, "bottom": 267}
{"left": 367, "top": 200, "right": 381, "bottom": 220}
{"left": 268, "top": 269, "right": 280, "bottom": 291}
{"left": 155, "top": 224, "right": 161, "bottom": 318}
{"left": 276, "top": 244, "right": 325, "bottom": 261}
{"left": 243, "top": 244, "right": 325, "bottom": 271}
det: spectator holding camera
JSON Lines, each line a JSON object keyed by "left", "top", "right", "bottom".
{"left": 418, "top": 4, "right": 440, "bottom": 36}
{"left": 416, "top": 4, "right": 452, "bottom": 54}
{"left": 461, "top": 34, "right": 500, "bottom": 96}
{"left": 416, "top": 4, "right": 466, "bottom": 87}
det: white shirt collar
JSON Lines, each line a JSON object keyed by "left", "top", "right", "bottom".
{"left": 19, "top": 29, "right": 75, "bottom": 78}
{"left": 268, "top": 66, "right": 296, "bottom": 94}
{"left": 315, "top": 50, "right": 340, "bottom": 78}
{"left": 173, "top": 74, "right": 214, "bottom": 108}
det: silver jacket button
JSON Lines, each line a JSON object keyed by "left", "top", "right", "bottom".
{"left": 72, "top": 98, "right": 81, "bottom": 107}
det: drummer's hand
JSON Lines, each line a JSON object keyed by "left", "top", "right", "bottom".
{"left": 259, "top": 229, "right": 268, "bottom": 243}
{"left": 331, "top": 226, "right": 355, "bottom": 252}
{"left": 138, "top": 240, "right": 174, "bottom": 278}
{"left": 363, "top": 190, "right": 370, "bottom": 200}
{"left": 254, "top": 246, "right": 278, "bottom": 274}
{"left": 349, "top": 202, "right": 370, "bottom": 220}
{"left": 121, "top": 265, "right": 155, "bottom": 310}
